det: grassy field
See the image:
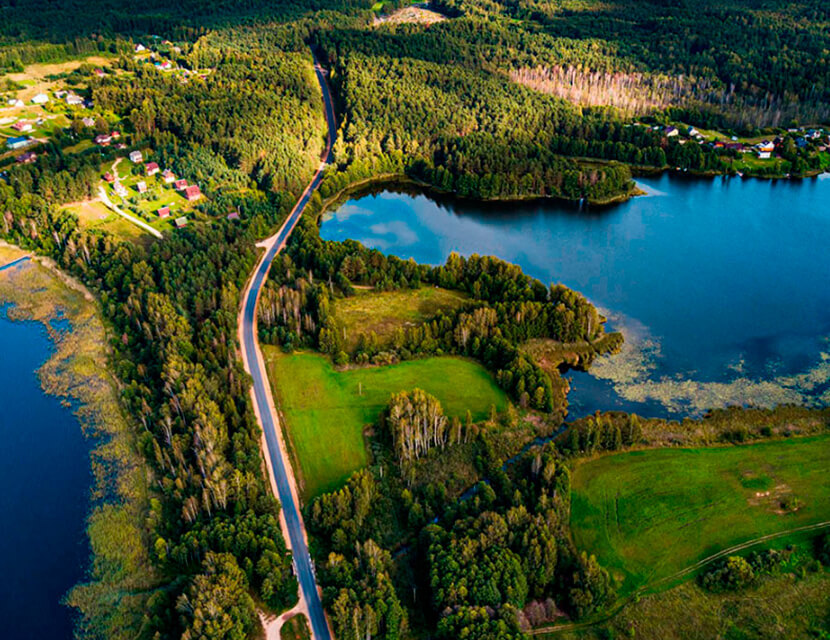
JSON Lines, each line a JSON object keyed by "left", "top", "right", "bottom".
{"left": 280, "top": 615, "right": 311, "bottom": 640}
{"left": 571, "top": 436, "right": 830, "bottom": 595}
{"left": 264, "top": 348, "right": 509, "bottom": 499}
{"left": 549, "top": 567, "right": 830, "bottom": 640}
{"left": 334, "top": 286, "right": 467, "bottom": 351}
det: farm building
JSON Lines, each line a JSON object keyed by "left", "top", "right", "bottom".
{"left": 15, "top": 151, "right": 37, "bottom": 164}
{"left": 6, "top": 136, "right": 32, "bottom": 150}
{"left": 184, "top": 185, "right": 202, "bottom": 201}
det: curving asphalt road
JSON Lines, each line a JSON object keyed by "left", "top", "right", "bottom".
{"left": 239, "top": 54, "right": 337, "bottom": 640}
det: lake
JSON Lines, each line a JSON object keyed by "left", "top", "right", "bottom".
{"left": 321, "top": 173, "right": 830, "bottom": 417}
{"left": 0, "top": 306, "right": 90, "bottom": 639}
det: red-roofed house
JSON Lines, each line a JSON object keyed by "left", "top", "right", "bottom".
{"left": 174, "top": 179, "right": 188, "bottom": 190}
{"left": 157, "top": 206, "right": 171, "bottom": 219}
{"left": 145, "top": 162, "right": 159, "bottom": 176}
{"left": 184, "top": 185, "right": 202, "bottom": 202}
{"left": 12, "top": 121, "right": 32, "bottom": 132}
{"left": 162, "top": 169, "right": 176, "bottom": 184}
{"left": 227, "top": 211, "right": 240, "bottom": 221}
{"left": 94, "top": 134, "right": 112, "bottom": 146}
{"left": 103, "top": 172, "right": 115, "bottom": 183}
{"left": 16, "top": 151, "right": 37, "bottom": 164}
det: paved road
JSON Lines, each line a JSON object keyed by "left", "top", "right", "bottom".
{"left": 239, "top": 54, "right": 336, "bottom": 640}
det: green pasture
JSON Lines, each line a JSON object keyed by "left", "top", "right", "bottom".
{"left": 570, "top": 435, "right": 830, "bottom": 595}
{"left": 264, "top": 349, "right": 508, "bottom": 499}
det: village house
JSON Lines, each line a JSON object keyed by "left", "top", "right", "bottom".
{"left": 129, "top": 150, "right": 144, "bottom": 163}
{"left": 103, "top": 172, "right": 115, "bottom": 183}
{"left": 227, "top": 211, "right": 241, "bottom": 221}
{"left": 111, "top": 130, "right": 121, "bottom": 139}
{"left": 8, "top": 98, "right": 24, "bottom": 108}
{"left": 82, "top": 117, "right": 96, "bottom": 127}
{"left": 174, "top": 179, "right": 188, "bottom": 190}
{"left": 65, "top": 94, "right": 84, "bottom": 106}
{"left": 162, "top": 169, "right": 176, "bottom": 183}
{"left": 664, "top": 126, "right": 679, "bottom": 137}
{"left": 136, "top": 181, "right": 148, "bottom": 194}
{"left": 114, "top": 181, "right": 128, "bottom": 197}
{"left": 12, "top": 121, "right": 32, "bottom": 132}
{"left": 31, "top": 93, "right": 49, "bottom": 104}
{"left": 157, "top": 206, "right": 171, "bottom": 219}
{"left": 94, "top": 68, "right": 106, "bottom": 77}
{"left": 184, "top": 185, "right": 202, "bottom": 202}
{"left": 94, "top": 134, "right": 112, "bottom": 146}
{"left": 174, "top": 216, "right": 188, "bottom": 228}
{"left": 135, "top": 43, "right": 146, "bottom": 52}
{"left": 6, "top": 136, "right": 32, "bottom": 150}
{"left": 145, "top": 162, "right": 160, "bottom": 176}
{"left": 15, "top": 151, "right": 37, "bottom": 164}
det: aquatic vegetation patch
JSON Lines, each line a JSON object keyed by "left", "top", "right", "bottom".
{"left": 590, "top": 311, "right": 830, "bottom": 413}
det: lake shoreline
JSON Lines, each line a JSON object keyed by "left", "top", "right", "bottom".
{"left": 0, "top": 242, "right": 153, "bottom": 639}
{"left": 315, "top": 161, "right": 828, "bottom": 219}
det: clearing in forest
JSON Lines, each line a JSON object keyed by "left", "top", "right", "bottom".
{"left": 264, "top": 349, "right": 508, "bottom": 499}
{"left": 333, "top": 286, "right": 468, "bottom": 352}
{"left": 570, "top": 435, "right": 830, "bottom": 595}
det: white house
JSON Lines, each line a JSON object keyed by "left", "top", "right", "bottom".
{"left": 65, "top": 94, "right": 84, "bottom": 106}
{"left": 31, "top": 93, "right": 49, "bottom": 104}
{"left": 129, "top": 150, "right": 144, "bottom": 163}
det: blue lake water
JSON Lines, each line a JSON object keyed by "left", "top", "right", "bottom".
{"left": 0, "top": 305, "right": 90, "bottom": 639}
{"left": 321, "top": 174, "right": 830, "bottom": 417}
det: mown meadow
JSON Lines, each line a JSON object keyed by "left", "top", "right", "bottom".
{"left": 264, "top": 349, "right": 508, "bottom": 498}
{"left": 570, "top": 435, "right": 830, "bottom": 595}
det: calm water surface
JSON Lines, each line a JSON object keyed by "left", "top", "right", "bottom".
{"left": 321, "top": 174, "right": 830, "bottom": 417}
{"left": 0, "top": 306, "right": 90, "bottom": 639}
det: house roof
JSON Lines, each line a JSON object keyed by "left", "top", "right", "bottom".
{"left": 157, "top": 206, "right": 170, "bottom": 216}
{"left": 184, "top": 185, "right": 201, "bottom": 198}
{"left": 174, "top": 179, "right": 188, "bottom": 189}
{"left": 175, "top": 216, "right": 188, "bottom": 227}
{"left": 145, "top": 162, "right": 159, "bottom": 171}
